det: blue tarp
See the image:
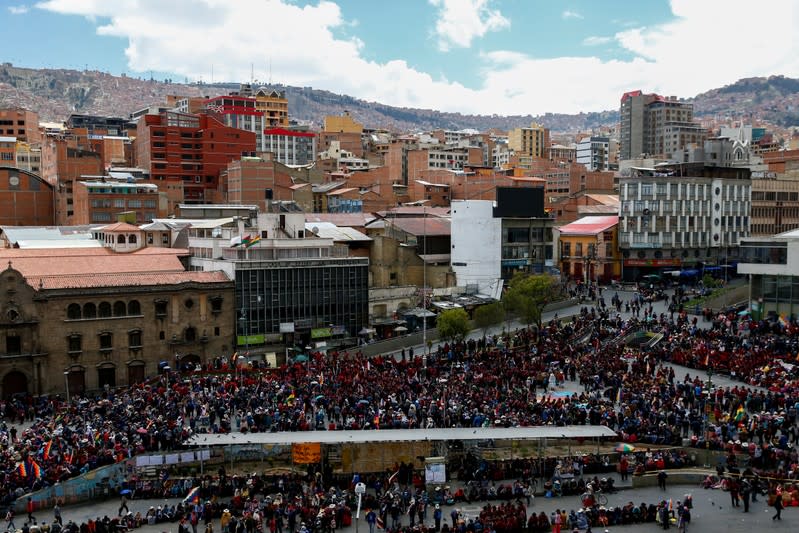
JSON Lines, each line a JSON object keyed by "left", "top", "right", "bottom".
{"left": 704, "top": 266, "right": 721, "bottom": 272}
{"left": 680, "top": 269, "right": 700, "bottom": 277}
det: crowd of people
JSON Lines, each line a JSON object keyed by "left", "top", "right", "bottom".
{"left": 0, "top": 284, "right": 798, "bottom": 529}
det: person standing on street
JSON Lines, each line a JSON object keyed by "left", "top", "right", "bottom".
{"left": 773, "top": 490, "right": 784, "bottom": 521}
{"left": 741, "top": 479, "right": 751, "bottom": 512}
{"left": 26, "top": 498, "right": 35, "bottom": 525}
{"left": 5, "top": 509, "right": 16, "bottom": 532}
{"left": 657, "top": 470, "right": 668, "bottom": 491}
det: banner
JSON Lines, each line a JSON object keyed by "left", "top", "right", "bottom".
{"left": 292, "top": 443, "right": 321, "bottom": 464}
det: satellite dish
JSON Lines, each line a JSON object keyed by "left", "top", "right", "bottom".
{"left": 312, "top": 226, "right": 319, "bottom": 235}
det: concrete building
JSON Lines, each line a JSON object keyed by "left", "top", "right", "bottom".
{"left": 0, "top": 242, "right": 234, "bottom": 397}
{"left": 737, "top": 231, "right": 799, "bottom": 319}
{"left": 135, "top": 111, "right": 256, "bottom": 203}
{"left": 558, "top": 215, "right": 620, "bottom": 283}
{"left": 508, "top": 123, "right": 550, "bottom": 160}
{"left": 73, "top": 178, "right": 166, "bottom": 224}
{"left": 618, "top": 163, "right": 751, "bottom": 280}
{"left": 450, "top": 200, "right": 503, "bottom": 298}
{"left": 576, "top": 136, "right": 610, "bottom": 171}
{"left": 185, "top": 207, "right": 369, "bottom": 349}
{"left": 0, "top": 167, "right": 55, "bottom": 226}
{"left": 451, "top": 187, "right": 554, "bottom": 298}
{"left": 262, "top": 127, "right": 317, "bottom": 166}
{"left": 205, "top": 94, "right": 266, "bottom": 152}
{"left": 619, "top": 91, "right": 705, "bottom": 160}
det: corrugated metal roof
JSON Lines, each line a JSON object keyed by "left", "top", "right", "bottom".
{"left": 305, "top": 213, "right": 376, "bottom": 227}
{"left": 559, "top": 215, "right": 619, "bottom": 235}
{"left": 186, "top": 425, "right": 617, "bottom": 446}
{"left": 304, "top": 222, "right": 372, "bottom": 242}
{"left": 389, "top": 216, "right": 451, "bottom": 236}
{"left": 0, "top": 247, "right": 190, "bottom": 277}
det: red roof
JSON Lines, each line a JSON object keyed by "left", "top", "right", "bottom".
{"left": 263, "top": 127, "right": 316, "bottom": 138}
{"left": 558, "top": 215, "right": 619, "bottom": 236}
{"left": 29, "top": 271, "right": 230, "bottom": 290}
{"left": 620, "top": 90, "right": 642, "bottom": 102}
{"left": 99, "top": 222, "right": 142, "bottom": 232}
{"left": 0, "top": 247, "right": 189, "bottom": 277}
{"left": 388, "top": 216, "right": 451, "bottom": 237}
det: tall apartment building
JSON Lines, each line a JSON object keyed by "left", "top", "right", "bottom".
{"left": 576, "top": 136, "right": 610, "bottom": 171}
{"left": 618, "top": 163, "right": 751, "bottom": 279}
{"left": 135, "top": 111, "right": 256, "bottom": 203}
{"left": 508, "top": 122, "right": 550, "bottom": 160}
{"left": 205, "top": 95, "right": 265, "bottom": 152}
{"left": 262, "top": 127, "right": 317, "bottom": 165}
{"left": 320, "top": 112, "right": 364, "bottom": 158}
{"left": 619, "top": 91, "right": 706, "bottom": 160}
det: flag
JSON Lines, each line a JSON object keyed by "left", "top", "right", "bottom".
{"left": 376, "top": 516, "right": 385, "bottom": 530}
{"left": 230, "top": 235, "right": 243, "bottom": 247}
{"left": 779, "top": 314, "right": 787, "bottom": 327}
{"left": 241, "top": 234, "right": 252, "bottom": 246}
{"left": 183, "top": 487, "right": 200, "bottom": 505}
{"left": 29, "top": 460, "right": 42, "bottom": 479}
{"left": 668, "top": 498, "right": 673, "bottom": 511}
{"left": 388, "top": 469, "right": 399, "bottom": 485}
{"left": 17, "top": 462, "right": 27, "bottom": 478}
{"left": 703, "top": 353, "right": 710, "bottom": 367}
{"left": 734, "top": 405, "right": 745, "bottom": 422}
{"left": 616, "top": 388, "right": 622, "bottom": 403}
{"left": 43, "top": 440, "right": 53, "bottom": 461}
{"left": 245, "top": 234, "right": 261, "bottom": 248}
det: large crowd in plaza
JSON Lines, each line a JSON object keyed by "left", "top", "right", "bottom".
{"left": 1, "top": 290, "right": 799, "bottom": 531}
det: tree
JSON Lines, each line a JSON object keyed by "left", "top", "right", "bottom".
{"left": 436, "top": 308, "right": 471, "bottom": 343}
{"left": 502, "top": 272, "right": 561, "bottom": 328}
{"left": 473, "top": 302, "right": 505, "bottom": 335}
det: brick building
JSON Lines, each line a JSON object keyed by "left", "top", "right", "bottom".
{"left": 0, "top": 167, "right": 55, "bottom": 226}
{"left": 135, "top": 111, "right": 256, "bottom": 203}
{"left": 0, "top": 242, "right": 234, "bottom": 398}
{"left": 0, "top": 108, "right": 41, "bottom": 144}
{"left": 40, "top": 138, "right": 104, "bottom": 224}
{"left": 73, "top": 179, "right": 166, "bottom": 224}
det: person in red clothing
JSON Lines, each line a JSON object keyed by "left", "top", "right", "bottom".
{"left": 26, "top": 497, "right": 35, "bottom": 524}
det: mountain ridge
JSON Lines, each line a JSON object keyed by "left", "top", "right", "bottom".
{"left": 1, "top": 63, "right": 797, "bottom": 132}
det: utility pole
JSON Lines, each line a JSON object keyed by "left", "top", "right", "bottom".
{"left": 422, "top": 205, "right": 427, "bottom": 355}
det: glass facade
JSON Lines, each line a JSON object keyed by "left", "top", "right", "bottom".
{"left": 235, "top": 259, "right": 369, "bottom": 338}
{"left": 751, "top": 274, "right": 799, "bottom": 319}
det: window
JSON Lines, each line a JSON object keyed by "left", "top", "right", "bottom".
{"left": 98, "top": 302, "right": 112, "bottom": 318}
{"left": 185, "top": 327, "right": 197, "bottom": 342}
{"left": 6, "top": 335, "right": 21, "bottom": 355}
{"left": 128, "top": 234, "right": 137, "bottom": 244}
{"left": 68, "top": 335, "right": 82, "bottom": 354}
{"left": 155, "top": 300, "right": 168, "bottom": 317}
{"left": 67, "top": 303, "right": 81, "bottom": 320}
{"left": 210, "top": 297, "right": 223, "bottom": 313}
{"left": 97, "top": 366, "right": 116, "bottom": 389}
{"left": 214, "top": 327, "right": 220, "bottom": 336}
{"left": 128, "top": 300, "right": 141, "bottom": 315}
{"left": 159, "top": 330, "right": 165, "bottom": 340}
{"left": 113, "top": 301, "right": 127, "bottom": 317}
{"left": 83, "top": 303, "right": 97, "bottom": 319}
{"left": 117, "top": 235, "right": 125, "bottom": 244}
{"left": 147, "top": 233, "right": 154, "bottom": 245}
{"left": 99, "top": 332, "right": 113, "bottom": 351}
{"left": 128, "top": 330, "right": 142, "bottom": 349}
{"left": 184, "top": 298, "right": 194, "bottom": 309}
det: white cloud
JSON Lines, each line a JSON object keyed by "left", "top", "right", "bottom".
{"left": 8, "top": 4, "right": 29, "bottom": 14}
{"left": 35, "top": 0, "right": 799, "bottom": 117}
{"left": 562, "top": 10, "right": 583, "bottom": 20}
{"left": 582, "top": 36, "right": 612, "bottom": 46}
{"left": 429, "top": 0, "right": 510, "bottom": 52}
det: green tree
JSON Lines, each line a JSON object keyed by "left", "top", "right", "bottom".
{"left": 502, "top": 272, "right": 561, "bottom": 328}
{"left": 436, "top": 308, "right": 471, "bottom": 343}
{"left": 473, "top": 302, "right": 505, "bottom": 335}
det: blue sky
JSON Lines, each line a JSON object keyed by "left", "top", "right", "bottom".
{"left": 4, "top": 0, "right": 799, "bottom": 115}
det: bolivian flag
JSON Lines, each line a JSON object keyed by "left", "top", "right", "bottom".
{"left": 734, "top": 405, "right": 745, "bottom": 422}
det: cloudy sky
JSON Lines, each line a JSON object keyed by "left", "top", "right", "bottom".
{"left": 5, "top": 0, "right": 799, "bottom": 115}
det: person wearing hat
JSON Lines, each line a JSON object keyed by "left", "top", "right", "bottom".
{"left": 220, "top": 509, "right": 232, "bottom": 533}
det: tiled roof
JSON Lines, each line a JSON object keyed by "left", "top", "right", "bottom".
{"left": 28, "top": 271, "right": 230, "bottom": 290}
{"left": 0, "top": 247, "right": 190, "bottom": 277}
{"left": 99, "top": 222, "right": 143, "bottom": 232}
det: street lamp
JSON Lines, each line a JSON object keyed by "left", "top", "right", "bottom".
{"left": 63, "top": 371, "right": 70, "bottom": 404}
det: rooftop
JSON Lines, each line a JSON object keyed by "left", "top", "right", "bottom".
{"left": 558, "top": 215, "right": 619, "bottom": 236}
{"left": 388, "top": 216, "right": 451, "bottom": 237}
{"left": 28, "top": 270, "right": 230, "bottom": 290}
{"left": 304, "top": 213, "right": 377, "bottom": 228}
{"left": 304, "top": 222, "right": 371, "bottom": 242}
